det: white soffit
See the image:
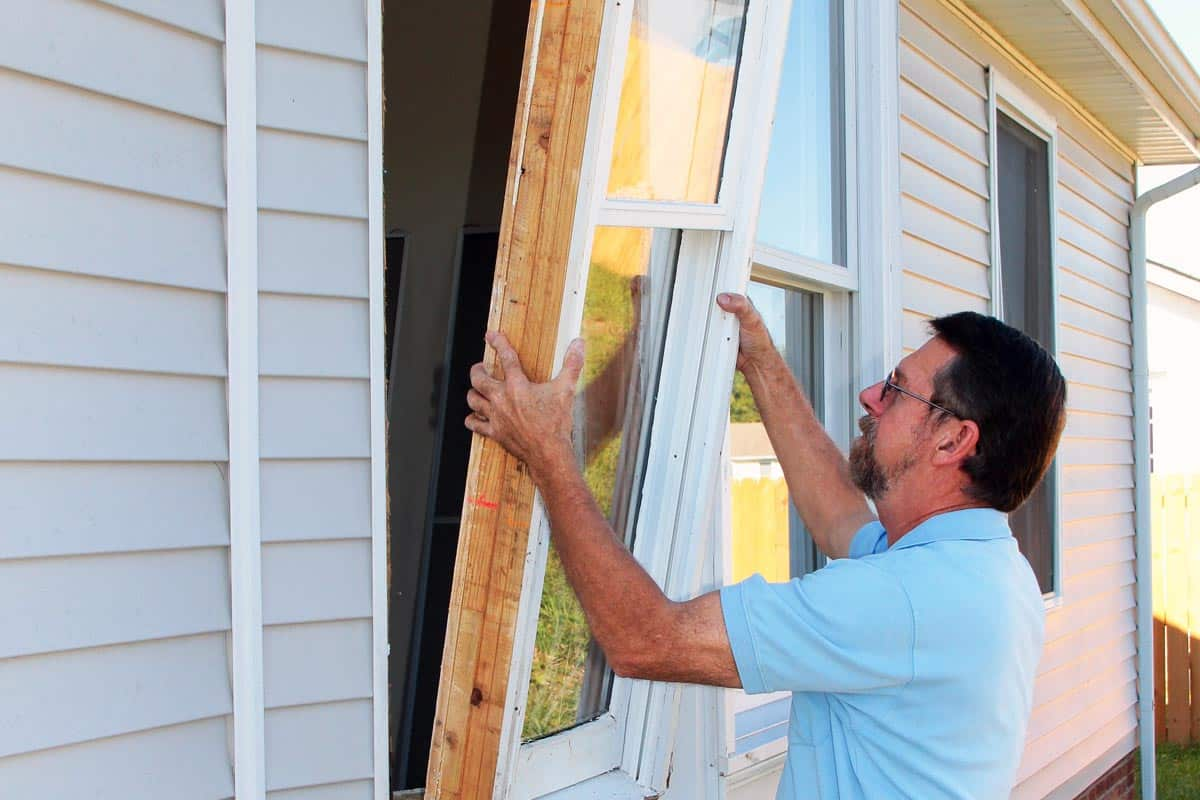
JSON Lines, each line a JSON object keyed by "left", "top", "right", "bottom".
{"left": 958, "top": 0, "right": 1200, "bottom": 164}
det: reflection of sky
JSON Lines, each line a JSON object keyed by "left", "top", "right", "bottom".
{"left": 748, "top": 282, "right": 788, "bottom": 360}
{"left": 641, "top": 0, "right": 746, "bottom": 63}
{"left": 756, "top": 0, "right": 839, "bottom": 263}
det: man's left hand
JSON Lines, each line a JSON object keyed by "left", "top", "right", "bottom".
{"left": 465, "top": 332, "right": 585, "bottom": 478}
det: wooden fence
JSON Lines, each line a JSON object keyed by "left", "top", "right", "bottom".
{"left": 1152, "top": 473, "right": 1200, "bottom": 744}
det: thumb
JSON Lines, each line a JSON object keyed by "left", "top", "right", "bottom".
{"left": 717, "top": 292, "right": 760, "bottom": 326}
{"left": 556, "top": 337, "right": 585, "bottom": 388}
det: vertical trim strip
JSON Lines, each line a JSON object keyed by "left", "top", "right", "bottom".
{"left": 365, "top": 0, "right": 389, "bottom": 797}
{"left": 986, "top": 67, "right": 1003, "bottom": 319}
{"left": 224, "top": 2, "right": 266, "bottom": 798}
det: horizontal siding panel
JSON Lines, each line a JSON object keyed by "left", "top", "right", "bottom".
{"left": 1018, "top": 680, "right": 1136, "bottom": 778}
{"left": 901, "top": 310, "right": 934, "bottom": 352}
{"left": 96, "top": 0, "right": 225, "bottom": 41}
{"left": 1063, "top": 513, "right": 1134, "bottom": 548}
{"left": 1061, "top": 464, "right": 1134, "bottom": 494}
{"left": 1058, "top": 243, "right": 1130, "bottom": 295}
{"left": 1, "top": 365, "right": 228, "bottom": 461}
{"left": 1062, "top": 561, "right": 1134, "bottom": 602}
{"left": 1057, "top": 131, "right": 1134, "bottom": 202}
{"left": 899, "top": 234, "right": 990, "bottom": 299}
{"left": 1038, "top": 609, "right": 1135, "bottom": 676}
{"left": 0, "top": 633, "right": 231, "bottom": 757}
{"left": 260, "top": 294, "right": 370, "bottom": 378}
{"left": 259, "top": 211, "right": 369, "bottom": 298}
{"left": 1065, "top": 383, "right": 1132, "bottom": 417}
{"left": 0, "top": 265, "right": 227, "bottom": 376}
{"left": 1058, "top": 215, "right": 1129, "bottom": 273}
{"left": 901, "top": 272, "right": 989, "bottom": 319}
{"left": 1062, "top": 489, "right": 1134, "bottom": 525}
{"left": 0, "top": 547, "right": 230, "bottom": 659}
{"left": 1059, "top": 299, "right": 1132, "bottom": 346}
{"left": 265, "top": 699, "right": 373, "bottom": 792}
{"left": 1013, "top": 725, "right": 1136, "bottom": 800}
{"left": 256, "top": 0, "right": 366, "bottom": 61}
{"left": 1057, "top": 184, "right": 1128, "bottom": 247}
{"left": 901, "top": 196, "right": 989, "bottom": 264}
{"left": 1059, "top": 353, "right": 1132, "bottom": 393}
{"left": 261, "top": 459, "right": 370, "bottom": 542}
{"left": 0, "top": 462, "right": 228, "bottom": 559}
{"left": 900, "top": 119, "right": 989, "bottom": 196}
{"left": 899, "top": 43, "right": 986, "bottom": 126}
{"left": 1057, "top": 159, "right": 1130, "bottom": 226}
{"left": 1059, "top": 271, "right": 1131, "bottom": 322}
{"left": 1045, "top": 585, "right": 1135, "bottom": 644}
{"left": 260, "top": 378, "right": 370, "bottom": 459}
{"left": 0, "top": 68, "right": 224, "bottom": 207}
{"left": 1062, "top": 410, "right": 1133, "bottom": 440}
{"left": 269, "top": 781, "right": 373, "bottom": 800}
{"left": 258, "top": 46, "right": 366, "bottom": 140}
{"left": 258, "top": 129, "right": 367, "bottom": 218}
{"left": 262, "top": 540, "right": 371, "bottom": 625}
{"left": 898, "top": 5, "right": 984, "bottom": 96}
{"left": 1059, "top": 327, "right": 1131, "bottom": 370}
{"left": 1, "top": 0, "right": 224, "bottom": 123}
{"left": 264, "top": 619, "right": 372, "bottom": 708}
{"left": 0, "top": 166, "right": 226, "bottom": 292}
{"left": 900, "top": 81, "right": 989, "bottom": 165}
{"left": 1062, "top": 537, "right": 1134, "bottom": 579}
{"left": 1058, "top": 436, "right": 1133, "bottom": 467}
{"left": 900, "top": 157, "right": 989, "bottom": 229}
{"left": 1027, "top": 658, "right": 1135, "bottom": 742}
{"left": 0, "top": 716, "right": 233, "bottom": 800}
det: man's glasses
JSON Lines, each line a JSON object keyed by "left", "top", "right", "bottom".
{"left": 880, "top": 369, "right": 960, "bottom": 418}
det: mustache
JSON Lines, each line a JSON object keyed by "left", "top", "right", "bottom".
{"left": 857, "top": 415, "right": 876, "bottom": 438}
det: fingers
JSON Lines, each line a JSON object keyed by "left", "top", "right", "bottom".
{"left": 470, "top": 362, "right": 502, "bottom": 396}
{"left": 466, "top": 388, "right": 492, "bottom": 419}
{"left": 717, "top": 292, "right": 767, "bottom": 335}
{"left": 485, "top": 331, "right": 529, "bottom": 384}
{"left": 554, "top": 337, "right": 585, "bottom": 389}
{"left": 464, "top": 413, "right": 494, "bottom": 439}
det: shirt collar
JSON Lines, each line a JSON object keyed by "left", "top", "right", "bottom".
{"left": 888, "top": 507, "right": 1012, "bottom": 550}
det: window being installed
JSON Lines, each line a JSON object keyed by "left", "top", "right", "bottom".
{"left": 523, "top": 226, "right": 679, "bottom": 740}
{"left": 995, "top": 108, "right": 1058, "bottom": 596}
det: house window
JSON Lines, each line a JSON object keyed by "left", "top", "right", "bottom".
{"left": 993, "top": 104, "right": 1059, "bottom": 597}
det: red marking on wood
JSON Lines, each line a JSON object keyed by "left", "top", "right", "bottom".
{"left": 469, "top": 494, "right": 499, "bottom": 510}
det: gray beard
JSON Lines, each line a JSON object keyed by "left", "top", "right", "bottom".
{"left": 849, "top": 415, "right": 916, "bottom": 500}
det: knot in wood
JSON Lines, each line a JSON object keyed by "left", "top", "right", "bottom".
{"left": 470, "top": 687, "right": 484, "bottom": 706}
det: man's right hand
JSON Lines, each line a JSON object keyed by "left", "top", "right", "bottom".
{"left": 717, "top": 292, "right": 779, "bottom": 375}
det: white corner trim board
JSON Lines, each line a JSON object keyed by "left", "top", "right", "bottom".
{"left": 366, "top": 0, "right": 390, "bottom": 797}
{"left": 224, "top": 1, "right": 267, "bottom": 799}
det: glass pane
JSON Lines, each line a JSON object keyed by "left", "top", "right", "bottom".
{"left": 523, "top": 227, "right": 679, "bottom": 741}
{"left": 728, "top": 282, "right": 823, "bottom": 584}
{"left": 755, "top": 0, "right": 845, "bottom": 263}
{"left": 607, "top": 0, "right": 749, "bottom": 203}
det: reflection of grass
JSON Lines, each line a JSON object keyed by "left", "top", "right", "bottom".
{"left": 523, "top": 254, "right": 636, "bottom": 741}
{"left": 729, "top": 371, "right": 760, "bottom": 423}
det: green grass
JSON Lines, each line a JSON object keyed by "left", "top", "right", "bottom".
{"left": 1135, "top": 744, "right": 1200, "bottom": 799}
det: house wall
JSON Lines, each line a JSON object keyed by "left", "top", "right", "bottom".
{"left": 255, "top": 1, "right": 377, "bottom": 797}
{"left": 898, "top": 2, "right": 1138, "bottom": 797}
{"left": 1147, "top": 266, "right": 1200, "bottom": 476}
{"left": 0, "top": 1, "right": 235, "bottom": 798}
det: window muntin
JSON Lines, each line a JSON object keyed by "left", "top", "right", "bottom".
{"left": 994, "top": 108, "right": 1057, "bottom": 596}
{"left": 522, "top": 226, "right": 680, "bottom": 741}
{"left": 605, "top": 0, "right": 750, "bottom": 203}
{"left": 755, "top": 0, "right": 846, "bottom": 264}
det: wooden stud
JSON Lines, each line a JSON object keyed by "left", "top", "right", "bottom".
{"left": 424, "top": 1, "right": 607, "bottom": 797}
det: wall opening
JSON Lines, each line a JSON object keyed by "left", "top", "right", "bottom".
{"left": 382, "top": 0, "right": 529, "bottom": 790}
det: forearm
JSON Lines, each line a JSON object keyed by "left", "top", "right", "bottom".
{"left": 742, "top": 353, "right": 874, "bottom": 559}
{"left": 530, "top": 445, "right": 674, "bottom": 676}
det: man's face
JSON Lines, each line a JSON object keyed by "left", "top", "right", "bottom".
{"left": 849, "top": 338, "right": 959, "bottom": 500}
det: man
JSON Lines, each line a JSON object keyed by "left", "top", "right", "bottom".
{"left": 465, "top": 293, "right": 1065, "bottom": 799}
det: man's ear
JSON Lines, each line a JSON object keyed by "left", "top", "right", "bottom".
{"left": 930, "top": 417, "right": 979, "bottom": 468}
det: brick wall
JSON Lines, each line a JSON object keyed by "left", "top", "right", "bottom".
{"left": 1073, "top": 752, "right": 1136, "bottom": 800}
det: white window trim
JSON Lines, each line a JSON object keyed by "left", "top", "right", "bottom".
{"left": 986, "top": 67, "right": 1065, "bottom": 610}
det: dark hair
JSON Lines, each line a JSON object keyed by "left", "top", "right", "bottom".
{"left": 927, "top": 311, "right": 1066, "bottom": 512}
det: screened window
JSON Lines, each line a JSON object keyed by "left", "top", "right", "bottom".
{"left": 995, "top": 109, "right": 1057, "bottom": 596}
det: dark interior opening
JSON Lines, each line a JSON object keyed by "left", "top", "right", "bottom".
{"left": 382, "top": 0, "right": 529, "bottom": 790}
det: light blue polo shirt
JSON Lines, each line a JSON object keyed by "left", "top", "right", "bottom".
{"left": 720, "top": 508, "right": 1044, "bottom": 800}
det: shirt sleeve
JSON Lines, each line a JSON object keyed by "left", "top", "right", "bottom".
{"left": 848, "top": 519, "right": 888, "bottom": 559}
{"left": 720, "top": 560, "right": 914, "bottom": 695}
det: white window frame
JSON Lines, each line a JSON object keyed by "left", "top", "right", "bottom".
{"left": 718, "top": 274, "right": 852, "bottom": 775}
{"left": 987, "top": 69, "right": 1064, "bottom": 610}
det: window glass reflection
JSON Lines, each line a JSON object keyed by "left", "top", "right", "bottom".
{"left": 607, "top": 0, "right": 749, "bottom": 203}
{"left": 755, "top": 0, "right": 845, "bottom": 263}
{"left": 523, "top": 227, "right": 679, "bottom": 741}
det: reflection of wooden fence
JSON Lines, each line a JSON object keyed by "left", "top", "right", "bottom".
{"left": 730, "top": 477, "right": 790, "bottom": 584}
{"left": 1152, "top": 474, "right": 1200, "bottom": 744}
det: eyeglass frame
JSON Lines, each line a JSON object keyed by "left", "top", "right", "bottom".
{"left": 880, "top": 368, "right": 961, "bottom": 419}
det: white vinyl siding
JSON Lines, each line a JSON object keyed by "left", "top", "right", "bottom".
{"left": 255, "top": 3, "right": 377, "bottom": 795}
{"left": 899, "top": 2, "right": 1137, "bottom": 797}
{"left": 0, "top": 1, "right": 234, "bottom": 796}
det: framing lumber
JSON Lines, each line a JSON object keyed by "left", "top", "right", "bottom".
{"left": 424, "top": 1, "right": 607, "bottom": 797}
